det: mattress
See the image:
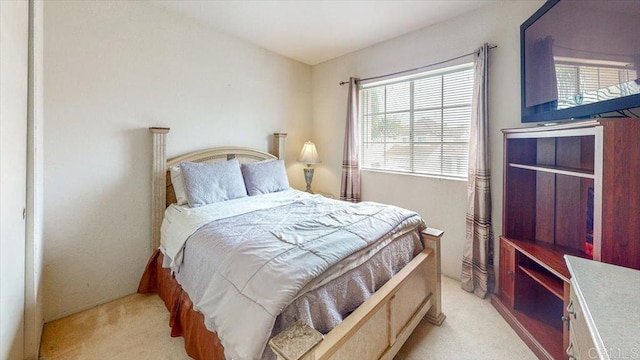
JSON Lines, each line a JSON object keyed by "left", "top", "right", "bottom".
{"left": 162, "top": 190, "right": 426, "bottom": 359}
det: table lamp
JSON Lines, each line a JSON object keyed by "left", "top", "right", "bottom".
{"left": 298, "top": 141, "right": 321, "bottom": 193}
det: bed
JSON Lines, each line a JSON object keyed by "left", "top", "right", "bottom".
{"left": 139, "top": 128, "right": 445, "bottom": 360}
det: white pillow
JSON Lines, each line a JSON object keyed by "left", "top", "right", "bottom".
{"left": 170, "top": 166, "right": 188, "bottom": 206}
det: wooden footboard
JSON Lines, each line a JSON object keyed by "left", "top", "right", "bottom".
{"left": 269, "top": 228, "right": 445, "bottom": 360}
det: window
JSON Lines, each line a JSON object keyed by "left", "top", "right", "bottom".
{"left": 555, "top": 62, "right": 638, "bottom": 110}
{"left": 360, "top": 64, "right": 473, "bottom": 179}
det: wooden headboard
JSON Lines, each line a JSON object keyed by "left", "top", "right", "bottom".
{"left": 148, "top": 127, "right": 287, "bottom": 253}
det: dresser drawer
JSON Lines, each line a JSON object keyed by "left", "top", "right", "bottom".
{"left": 568, "top": 284, "right": 597, "bottom": 359}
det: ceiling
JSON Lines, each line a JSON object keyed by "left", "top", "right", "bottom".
{"left": 152, "top": 1, "right": 497, "bottom": 65}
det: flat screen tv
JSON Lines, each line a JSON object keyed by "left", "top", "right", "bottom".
{"left": 521, "top": 0, "right": 640, "bottom": 123}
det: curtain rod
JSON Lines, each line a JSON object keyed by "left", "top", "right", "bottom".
{"left": 339, "top": 43, "right": 497, "bottom": 86}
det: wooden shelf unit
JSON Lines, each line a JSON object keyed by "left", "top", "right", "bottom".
{"left": 492, "top": 119, "right": 640, "bottom": 360}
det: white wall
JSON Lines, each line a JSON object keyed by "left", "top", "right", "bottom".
{"left": 0, "top": 1, "right": 29, "bottom": 358}
{"left": 43, "top": 1, "right": 311, "bottom": 321}
{"left": 311, "top": 1, "right": 545, "bottom": 279}
{"left": 43, "top": 0, "right": 549, "bottom": 321}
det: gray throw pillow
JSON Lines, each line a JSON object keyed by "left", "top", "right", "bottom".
{"left": 241, "top": 160, "right": 290, "bottom": 196}
{"left": 180, "top": 159, "right": 247, "bottom": 207}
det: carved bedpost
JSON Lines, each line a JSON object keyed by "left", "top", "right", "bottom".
{"left": 269, "top": 321, "right": 323, "bottom": 360}
{"left": 273, "top": 133, "right": 287, "bottom": 160}
{"left": 149, "top": 127, "right": 170, "bottom": 253}
{"left": 423, "top": 227, "right": 446, "bottom": 325}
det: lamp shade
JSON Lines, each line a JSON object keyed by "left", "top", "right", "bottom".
{"left": 297, "top": 141, "right": 321, "bottom": 165}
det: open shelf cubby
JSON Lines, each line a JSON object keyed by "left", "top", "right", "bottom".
{"left": 518, "top": 265, "right": 563, "bottom": 300}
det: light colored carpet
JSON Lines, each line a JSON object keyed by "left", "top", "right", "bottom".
{"left": 396, "top": 276, "right": 536, "bottom": 359}
{"left": 40, "top": 294, "right": 189, "bottom": 360}
{"left": 40, "top": 276, "right": 535, "bottom": 360}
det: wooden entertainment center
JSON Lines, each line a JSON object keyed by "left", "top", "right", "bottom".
{"left": 491, "top": 118, "right": 640, "bottom": 359}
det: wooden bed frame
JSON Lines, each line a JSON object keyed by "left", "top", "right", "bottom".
{"left": 147, "top": 127, "right": 445, "bottom": 360}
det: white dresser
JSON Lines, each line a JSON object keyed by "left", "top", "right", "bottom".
{"left": 564, "top": 256, "right": 640, "bottom": 360}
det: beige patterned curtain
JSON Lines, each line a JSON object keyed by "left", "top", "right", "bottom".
{"left": 461, "top": 44, "right": 495, "bottom": 298}
{"left": 340, "top": 77, "right": 361, "bottom": 202}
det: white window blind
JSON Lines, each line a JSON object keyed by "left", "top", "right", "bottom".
{"left": 360, "top": 64, "right": 473, "bottom": 179}
{"left": 555, "top": 62, "right": 638, "bottom": 109}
